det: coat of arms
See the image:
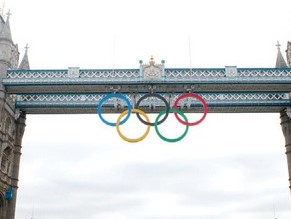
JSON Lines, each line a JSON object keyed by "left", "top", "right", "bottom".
{"left": 141, "top": 56, "right": 164, "bottom": 81}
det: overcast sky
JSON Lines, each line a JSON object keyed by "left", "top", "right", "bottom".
{"left": 3, "top": 0, "right": 291, "bottom": 218}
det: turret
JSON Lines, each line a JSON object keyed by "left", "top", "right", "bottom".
{"left": 18, "top": 44, "right": 30, "bottom": 70}
{"left": 0, "top": 11, "right": 19, "bottom": 82}
{"left": 275, "top": 41, "right": 288, "bottom": 68}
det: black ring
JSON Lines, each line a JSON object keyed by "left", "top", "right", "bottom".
{"left": 135, "top": 93, "right": 170, "bottom": 126}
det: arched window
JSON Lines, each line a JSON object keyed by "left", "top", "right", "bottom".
{"left": 4, "top": 117, "right": 11, "bottom": 135}
{"left": 1, "top": 147, "right": 12, "bottom": 174}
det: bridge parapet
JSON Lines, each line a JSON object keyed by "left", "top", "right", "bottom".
{"left": 3, "top": 67, "right": 291, "bottom": 95}
{"left": 4, "top": 68, "right": 291, "bottom": 82}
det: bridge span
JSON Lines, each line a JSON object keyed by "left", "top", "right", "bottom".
{"left": 3, "top": 66, "right": 291, "bottom": 114}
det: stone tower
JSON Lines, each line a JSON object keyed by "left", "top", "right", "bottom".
{"left": 280, "top": 41, "right": 291, "bottom": 192}
{"left": 0, "top": 12, "right": 27, "bottom": 219}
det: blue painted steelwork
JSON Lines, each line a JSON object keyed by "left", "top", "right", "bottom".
{"left": 4, "top": 68, "right": 291, "bottom": 83}
{"left": 12, "top": 92, "right": 291, "bottom": 114}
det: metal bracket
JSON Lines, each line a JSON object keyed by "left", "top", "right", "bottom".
{"left": 148, "top": 85, "right": 156, "bottom": 94}
{"left": 183, "top": 85, "right": 195, "bottom": 93}
{"left": 14, "top": 109, "right": 21, "bottom": 120}
{"left": 109, "top": 85, "right": 121, "bottom": 93}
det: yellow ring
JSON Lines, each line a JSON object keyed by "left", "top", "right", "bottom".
{"left": 116, "top": 109, "right": 151, "bottom": 143}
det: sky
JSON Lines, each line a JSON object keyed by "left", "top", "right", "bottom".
{"left": 2, "top": 0, "right": 291, "bottom": 218}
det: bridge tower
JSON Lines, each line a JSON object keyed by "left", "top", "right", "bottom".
{"left": 276, "top": 41, "right": 291, "bottom": 192}
{"left": 0, "top": 12, "right": 27, "bottom": 219}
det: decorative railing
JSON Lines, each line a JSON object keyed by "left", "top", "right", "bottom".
{"left": 16, "top": 92, "right": 289, "bottom": 107}
{"left": 79, "top": 69, "right": 140, "bottom": 79}
{"left": 6, "top": 69, "right": 68, "bottom": 78}
{"left": 5, "top": 69, "right": 140, "bottom": 80}
{"left": 5, "top": 68, "right": 291, "bottom": 83}
{"left": 164, "top": 68, "right": 291, "bottom": 82}
{"left": 165, "top": 68, "right": 291, "bottom": 77}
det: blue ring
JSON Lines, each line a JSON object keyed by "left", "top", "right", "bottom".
{"left": 97, "top": 93, "right": 132, "bottom": 126}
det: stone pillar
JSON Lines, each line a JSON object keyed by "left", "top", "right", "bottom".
{"left": 6, "top": 112, "right": 26, "bottom": 219}
{"left": 0, "top": 86, "right": 5, "bottom": 117}
{"left": 280, "top": 109, "right": 291, "bottom": 191}
{"left": 286, "top": 41, "right": 291, "bottom": 67}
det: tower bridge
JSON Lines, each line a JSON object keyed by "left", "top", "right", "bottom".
{"left": 2, "top": 66, "right": 291, "bottom": 114}
{"left": 0, "top": 13, "right": 291, "bottom": 219}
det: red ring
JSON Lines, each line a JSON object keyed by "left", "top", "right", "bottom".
{"left": 173, "top": 93, "right": 208, "bottom": 126}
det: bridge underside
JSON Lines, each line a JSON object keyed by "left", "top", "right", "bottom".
{"left": 13, "top": 105, "right": 287, "bottom": 114}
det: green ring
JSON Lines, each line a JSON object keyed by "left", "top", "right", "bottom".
{"left": 154, "top": 108, "right": 189, "bottom": 142}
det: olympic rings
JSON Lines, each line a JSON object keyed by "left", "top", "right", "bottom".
{"left": 135, "top": 93, "right": 170, "bottom": 126}
{"left": 116, "top": 109, "right": 151, "bottom": 143}
{"left": 97, "top": 92, "right": 208, "bottom": 142}
{"left": 97, "top": 93, "right": 132, "bottom": 127}
{"left": 173, "top": 93, "right": 208, "bottom": 126}
{"left": 155, "top": 108, "right": 189, "bottom": 143}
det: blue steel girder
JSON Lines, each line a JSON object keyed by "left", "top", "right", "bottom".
{"left": 8, "top": 92, "right": 291, "bottom": 114}
{"left": 3, "top": 68, "right": 291, "bottom": 94}
{"left": 3, "top": 67, "right": 291, "bottom": 114}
